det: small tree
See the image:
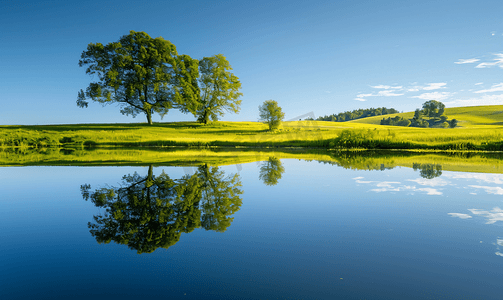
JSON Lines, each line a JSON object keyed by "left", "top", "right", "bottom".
{"left": 259, "top": 100, "right": 285, "bottom": 130}
{"left": 196, "top": 54, "right": 242, "bottom": 124}
{"left": 77, "top": 31, "right": 200, "bottom": 125}
{"left": 449, "top": 119, "right": 458, "bottom": 128}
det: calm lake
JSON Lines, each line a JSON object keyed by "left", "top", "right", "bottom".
{"left": 1, "top": 154, "right": 503, "bottom": 299}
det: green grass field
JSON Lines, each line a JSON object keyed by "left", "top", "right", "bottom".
{"left": 1, "top": 105, "right": 502, "bottom": 151}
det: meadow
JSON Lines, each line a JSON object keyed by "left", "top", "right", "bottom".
{"left": 1, "top": 105, "right": 502, "bottom": 151}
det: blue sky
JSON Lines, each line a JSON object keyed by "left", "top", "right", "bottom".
{"left": 1, "top": 0, "right": 502, "bottom": 125}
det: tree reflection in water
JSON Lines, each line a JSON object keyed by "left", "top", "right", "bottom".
{"left": 412, "top": 163, "right": 442, "bottom": 179}
{"left": 81, "top": 164, "right": 242, "bottom": 254}
{"left": 259, "top": 156, "right": 285, "bottom": 186}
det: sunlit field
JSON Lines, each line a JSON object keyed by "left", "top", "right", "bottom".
{"left": 1, "top": 105, "right": 503, "bottom": 151}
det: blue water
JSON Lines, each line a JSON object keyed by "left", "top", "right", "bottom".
{"left": 1, "top": 160, "right": 503, "bottom": 299}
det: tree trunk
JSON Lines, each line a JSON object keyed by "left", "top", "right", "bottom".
{"left": 203, "top": 108, "right": 210, "bottom": 124}
{"left": 146, "top": 110, "right": 153, "bottom": 125}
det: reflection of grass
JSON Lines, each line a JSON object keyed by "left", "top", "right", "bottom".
{"left": 1, "top": 105, "right": 503, "bottom": 150}
{"left": 2, "top": 148, "right": 503, "bottom": 174}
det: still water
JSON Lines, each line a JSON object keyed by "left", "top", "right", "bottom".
{"left": 1, "top": 158, "right": 503, "bottom": 299}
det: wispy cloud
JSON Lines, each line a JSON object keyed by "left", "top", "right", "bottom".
{"left": 371, "top": 85, "right": 403, "bottom": 90}
{"left": 444, "top": 94, "right": 503, "bottom": 107}
{"left": 423, "top": 83, "right": 447, "bottom": 90}
{"left": 354, "top": 177, "right": 443, "bottom": 195}
{"left": 474, "top": 83, "right": 503, "bottom": 93}
{"left": 469, "top": 185, "right": 503, "bottom": 195}
{"left": 448, "top": 213, "right": 472, "bottom": 219}
{"left": 411, "top": 91, "right": 453, "bottom": 101}
{"left": 469, "top": 207, "right": 503, "bottom": 224}
{"left": 356, "top": 82, "right": 449, "bottom": 102}
{"left": 443, "top": 173, "right": 503, "bottom": 184}
{"left": 475, "top": 82, "right": 484, "bottom": 86}
{"left": 408, "top": 178, "right": 450, "bottom": 187}
{"left": 454, "top": 58, "right": 480, "bottom": 64}
{"left": 377, "top": 90, "right": 404, "bottom": 96}
{"left": 354, "top": 89, "right": 404, "bottom": 101}
{"left": 475, "top": 53, "right": 503, "bottom": 68}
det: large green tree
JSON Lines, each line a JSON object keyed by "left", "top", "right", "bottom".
{"left": 259, "top": 100, "right": 285, "bottom": 130}
{"left": 77, "top": 31, "right": 200, "bottom": 125}
{"left": 196, "top": 54, "right": 242, "bottom": 124}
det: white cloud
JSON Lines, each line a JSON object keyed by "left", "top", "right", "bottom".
{"left": 354, "top": 177, "right": 443, "bottom": 195}
{"left": 408, "top": 178, "right": 450, "bottom": 187}
{"left": 356, "top": 93, "right": 374, "bottom": 98}
{"left": 475, "top": 53, "right": 503, "bottom": 68}
{"left": 475, "top": 82, "right": 484, "bottom": 85}
{"left": 377, "top": 90, "right": 404, "bottom": 97}
{"left": 496, "top": 252, "right": 503, "bottom": 257}
{"left": 455, "top": 58, "right": 480, "bottom": 64}
{"left": 416, "top": 188, "right": 443, "bottom": 195}
{"left": 423, "top": 83, "right": 447, "bottom": 90}
{"left": 371, "top": 85, "right": 403, "bottom": 90}
{"left": 411, "top": 92, "right": 453, "bottom": 101}
{"left": 474, "top": 83, "right": 503, "bottom": 93}
{"left": 469, "top": 185, "right": 503, "bottom": 195}
{"left": 469, "top": 207, "right": 503, "bottom": 224}
{"left": 444, "top": 94, "right": 503, "bottom": 107}
{"left": 354, "top": 89, "right": 404, "bottom": 101}
{"left": 448, "top": 213, "right": 472, "bottom": 219}
{"left": 407, "top": 88, "right": 420, "bottom": 92}
{"left": 443, "top": 173, "right": 503, "bottom": 184}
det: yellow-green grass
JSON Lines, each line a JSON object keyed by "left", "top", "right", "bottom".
{"left": 1, "top": 105, "right": 503, "bottom": 151}
{"left": 2, "top": 148, "right": 503, "bottom": 174}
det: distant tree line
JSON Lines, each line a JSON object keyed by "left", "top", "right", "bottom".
{"left": 316, "top": 107, "right": 399, "bottom": 122}
{"left": 381, "top": 100, "right": 457, "bottom": 128}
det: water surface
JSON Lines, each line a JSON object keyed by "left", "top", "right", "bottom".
{"left": 1, "top": 158, "right": 503, "bottom": 299}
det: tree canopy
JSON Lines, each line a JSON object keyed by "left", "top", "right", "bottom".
{"left": 78, "top": 31, "right": 200, "bottom": 125}
{"left": 422, "top": 100, "right": 445, "bottom": 118}
{"left": 259, "top": 100, "right": 285, "bottom": 130}
{"left": 196, "top": 54, "right": 242, "bottom": 124}
{"left": 81, "top": 164, "right": 242, "bottom": 253}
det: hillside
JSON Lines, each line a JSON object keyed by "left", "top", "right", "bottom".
{"left": 347, "top": 105, "right": 503, "bottom": 127}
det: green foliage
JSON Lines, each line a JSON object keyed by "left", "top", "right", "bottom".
{"left": 78, "top": 31, "right": 200, "bottom": 125}
{"left": 259, "top": 157, "right": 285, "bottom": 186}
{"left": 82, "top": 165, "right": 242, "bottom": 253}
{"left": 382, "top": 100, "right": 455, "bottom": 128}
{"left": 380, "top": 116, "right": 411, "bottom": 126}
{"left": 422, "top": 100, "right": 445, "bottom": 118}
{"left": 196, "top": 54, "right": 242, "bottom": 124}
{"left": 412, "top": 163, "right": 442, "bottom": 179}
{"left": 317, "top": 107, "right": 399, "bottom": 122}
{"left": 259, "top": 100, "right": 285, "bottom": 130}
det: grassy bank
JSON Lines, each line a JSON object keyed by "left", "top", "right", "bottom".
{"left": 1, "top": 105, "right": 502, "bottom": 151}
